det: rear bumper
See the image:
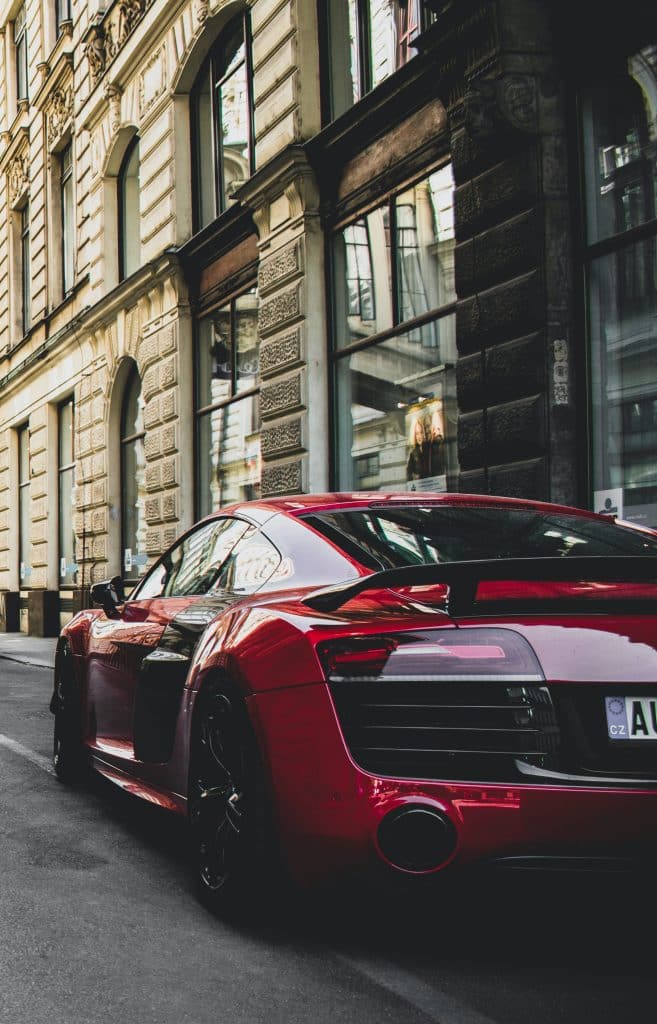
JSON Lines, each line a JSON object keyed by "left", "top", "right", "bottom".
{"left": 250, "top": 683, "right": 657, "bottom": 885}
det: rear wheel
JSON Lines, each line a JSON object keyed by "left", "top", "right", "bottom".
{"left": 189, "top": 684, "right": 272, "bottom": 917}
{"left": 51, "top": 643, "right": 86, "bottom": 783}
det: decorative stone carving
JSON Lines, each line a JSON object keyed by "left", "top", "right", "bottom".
{"left": 260, "top": 329, "right": 301, "bottom": 378}
{"left": 262, "top": 461, "right": 303, "bottom": 496}
{"left": 258, "top": 242, "right": 301, "bottom": 295}
{"left": 7, "top": 153, "right": 29, "bottom": 208}
{"left": 105, "top": 82, "right": 122, "bottom": 134}
{"left": 498, "top": 74, "right": 538, "bottom": 134}
{"left": 261, "top": 375, "right": 302, "bottom": 420}
{"left": 85, "top": 0, "right": 155, "bottom": 88}
{"left": 193, "top": 0, "right": 209, "bottom": 23}
{"left": 464, "top": 73, "right": 538, "bottom": 140}
{"left": 259, "top": 287, "right": 300, "bottom": 336}
{"left": 261, "top": 420, "right": 303, "bottom": 458}
{"left": 85, "top": 26, "right": 106, "bottom": 86}
{"left": 118, "top": 0, "right": 146, "bottom": 46}
{"left": 47, "top": 84, "right": 74, "bottom": 149}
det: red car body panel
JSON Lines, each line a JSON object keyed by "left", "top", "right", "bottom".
{"left": 55, "top": 493, "right": 657, "bottom": 884}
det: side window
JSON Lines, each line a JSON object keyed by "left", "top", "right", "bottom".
{"left": 132, "top": 518, "right": 250, "bottom": 599}
{"left": 211, "top": 529, "right": 281, "bottom": 594}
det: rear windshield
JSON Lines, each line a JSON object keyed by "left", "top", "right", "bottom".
{"left": 301, "top": 506, "right": 657, "bottom": 571}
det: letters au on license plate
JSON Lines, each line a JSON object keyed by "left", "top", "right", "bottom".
{"left": 606, "top": 696, "right": 657, "bottom": 740}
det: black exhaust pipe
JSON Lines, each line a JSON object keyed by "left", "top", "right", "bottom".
{"left": 377, "top": 805, "right": 457, "bottom": 873}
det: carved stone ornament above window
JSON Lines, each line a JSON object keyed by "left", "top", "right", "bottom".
{"left": 7, "top": 152, "right": 29, "bottom": 208}
{"left": 46, "top": 84, "right": 73, "bottom": 148}
{"left": 105, "top": 82, "right": 123, "bottom": 134}
{"left": 84, "top": 0, "right": 155, "bottom": 89}
{"left": 193, "top": 0, "right": 209, "bottom": 23}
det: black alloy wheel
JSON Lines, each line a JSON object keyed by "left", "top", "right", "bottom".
{"left": 52, "top": 643, "right": 87, "bottom": 783}
{"left": 189, "top": 685, "right": 270, "bottom": 915}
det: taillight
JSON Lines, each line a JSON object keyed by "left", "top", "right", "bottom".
{"left": 318, "top": 628, "right": 543, "bottom": 682}
{"left": 319, "top": 637, "right": 398, "bottom": 679}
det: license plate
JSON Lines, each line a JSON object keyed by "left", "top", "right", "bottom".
{"left": 606, "top": 696, "right": 657, "bottom": 740}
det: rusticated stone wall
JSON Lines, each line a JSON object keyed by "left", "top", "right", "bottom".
{"left": 429, "top": 0, "right": 577, "bottom": 504}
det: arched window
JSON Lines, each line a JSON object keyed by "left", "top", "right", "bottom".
{"left": 118, "top": 137, "right": 140, "bottom": 280}
{"left": 191, "top": 11, "right": 254, "bottom": 230}
{"left": 120, "top": 365, "right": 146, "bottom": 582}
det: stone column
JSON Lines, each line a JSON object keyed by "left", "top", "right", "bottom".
{"left": 425, "top": 0, "right": 577, "bottom": 503}
{"left": 239, "top": 147, "right": 328, "bottom": 497}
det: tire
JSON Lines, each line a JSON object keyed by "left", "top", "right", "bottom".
{"left": 52, "top": 643, "right": 87, "bottom": 784}
{"left": 189, "top": 684, "right": 273, "bottom": 917}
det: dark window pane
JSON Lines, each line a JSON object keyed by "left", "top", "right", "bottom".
{"left": 119, "top": 139, "right": 140, "bottom": 280}
{"left": 334, "top": 317, "right": 457, "bottom": 491}
{"left": 582, "top": 46, "right": 657, "bottom": 245}
{"left": 589, "top": 236, "right": 657, "bottom": 527}
{"left": 197, "top": 397, "right": 261, "bottom": 515}
{"left": 303, "top": 506, "right": 657, "bottom": 570}
{"left": 21, "top": 206, "right": 30, "bottom": 335}
{"left": 61, "top": 144, "right": 74, "bottom": 293}
{"left": 192, "top": 14, "right": 252, "bottom": 225}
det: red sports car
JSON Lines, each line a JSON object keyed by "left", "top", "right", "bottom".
{"left": 50, "top": 493, "right": 657, "bottom": 912}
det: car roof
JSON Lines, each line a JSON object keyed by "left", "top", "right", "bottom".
{"left": 211, "top": 492, "right": 612, "bottom": 525}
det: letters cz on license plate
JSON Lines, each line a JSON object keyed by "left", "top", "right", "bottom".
{"left": 606, "top": 696, "right": 657, "bottom": 740}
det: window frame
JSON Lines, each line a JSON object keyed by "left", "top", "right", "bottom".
{"left": 118, "top": 136, "right": 140, "bottom": 282}
{"left": 578, "top": 47, "right": 657, "bottom": 521}
{"left": 120, "top": 365, "right": 146, "bottom": 583}
{"left": 190, "top": 10, "right": 255, "bottom": 232}
{"left": 14, "top": 4, "right": 28, "bottom": 103}
{"left": 324, "top": 0, "right": 431, "bottom": 121}
{"left": 60, "top": 142, "right": 75, "bottom": 295}
{"left": 58, "top": 397, "right": 76, "bottom": 586}
{"left": 56, "top": 0, "right": 72, "bottom": 33}
{"left": 329, "top": 161, "right": 457, "bottom": 492}
{"left": 20, "top": 204, "right": 30, "bottom": 336}
{"left": 194, "top": 282, "right": 260, "bottom": 519}
{"left": 18, "top": 424, "right": 30, "bottom": 584}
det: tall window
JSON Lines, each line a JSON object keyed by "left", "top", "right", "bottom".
{"left": 120, "top": 366, "right": 147, "bottom": 582}
{"left": 20, "top": 205, "right": 30, "bottom": 335}
{"left": 118, "top": 137, "right": 140, "bottom": 280}
{"left": 195, "top": 285, "right": 260, "bottom": 516}
{"left": 583, "top": 45, "right": 657, "bottom": 527}
{"left": 18, "top": 425, "right": 30, "bottom": 585}
{"left": 56, "top": 0, "right": 72, "bottom": 32}
{"left": 14, "top": 4, "right": 28, "bottom": 102}
{"left": 58, "top": 399, "right": 76, "bottom": 586}
{"left": 60, "top": 143, "right": 74, "bottom": 295}
{"left": 191, "top": 12, "right": 254, "bottom": 230}
{"left": 331, "top": 164, "right": 457, "bottom": 491}
{"left": 326, "top": 0, "right": 430, "bottom": 119}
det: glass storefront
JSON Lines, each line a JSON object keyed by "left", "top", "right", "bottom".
{"left": 195, "top": 286, "right": 260, "bottom": 515}
{"left": 584, "top": 45, "right": 657, "bottom": 526}
{"left": 332, "top": 164, "right": 457, "bottom": 492}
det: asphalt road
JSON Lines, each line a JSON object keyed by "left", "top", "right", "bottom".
{"left": 0, "top": 656, "right": 653, "bottom": 1024}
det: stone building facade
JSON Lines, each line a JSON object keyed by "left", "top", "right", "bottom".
{"left": 0, "top": 0, "right": 653, "bottom": 633}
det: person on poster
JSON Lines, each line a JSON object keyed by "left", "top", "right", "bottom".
{"left": 428, "top": 408, "right": 446, "bottom": 477}
{"left": 406, "top": 415, "right": 429, "bottom": 481}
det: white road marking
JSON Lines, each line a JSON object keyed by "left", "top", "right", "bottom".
{"left": 336, "top": 952, "right": 497, "bottom": 1024}
{"left": 0, "top": 734, "right": 52, "bottom": 773}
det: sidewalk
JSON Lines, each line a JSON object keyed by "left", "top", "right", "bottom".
{"left": 0, "top": 633, "right": 57, "bottom": 669}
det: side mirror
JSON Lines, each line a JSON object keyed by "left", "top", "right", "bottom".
{"left": 90, "top": 576, "right": 125, "bottom": 618}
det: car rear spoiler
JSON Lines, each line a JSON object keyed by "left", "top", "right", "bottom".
{"left": 302, "top": 555, "right": 657, "bottom": 615}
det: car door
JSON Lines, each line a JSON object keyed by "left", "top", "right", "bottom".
{"left": 84, "top": 516, "right": 252, "bottom": 763}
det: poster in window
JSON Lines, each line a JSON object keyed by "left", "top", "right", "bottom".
{"left": 404, "top": 397, "right": 447, "bottom": 492}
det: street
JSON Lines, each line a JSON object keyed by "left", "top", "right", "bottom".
{"left": 0, "top": 650, "right": 653, "bottom": 1024}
